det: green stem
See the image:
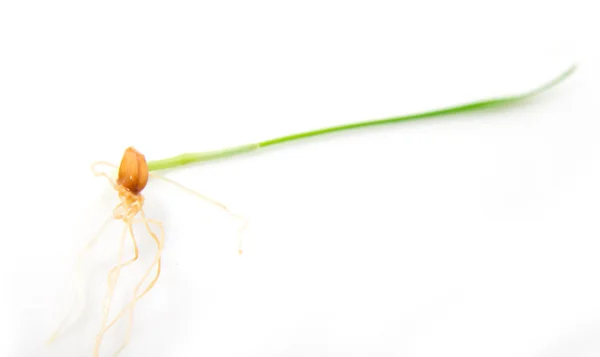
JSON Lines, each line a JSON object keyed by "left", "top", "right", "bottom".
{"left": 147, "top": 144, "right": 259, "bottom": 171}
{"left": 147, "top": 64, "right": 576, "bottom": 172}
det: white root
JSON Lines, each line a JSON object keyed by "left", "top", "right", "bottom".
{"left": 46, "top": 216, "right": 114, "bottom": 345}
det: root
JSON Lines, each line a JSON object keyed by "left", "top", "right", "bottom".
{"left": 149, "top": 172, "right": 247, "bottom": 254}
{"left": 92, "top": 224, "right": 127, "bottom": 357}
{"left": 112, "top": 215, "right": 164, "bottom": 356}
{"left": 46, "top": 216, "right": 114, "bottom": 344}
{"left": 98, "top": 209, "right": 164, "bottom": 357}
{"left": 91, "top": 161, "right": 118, "bottom": 190}
{"left": 76, "top": 158, "right": 242, "bottom": 357}
{"left": 93, "top": 217, "right": 140, "bottom": 357}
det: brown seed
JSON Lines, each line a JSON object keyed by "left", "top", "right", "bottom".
{"left": 117, "top": 147, "right": 149, "bottom": 195}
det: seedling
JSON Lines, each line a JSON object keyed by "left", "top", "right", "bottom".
{"left": 48, "top": 65, "right": 576, "bottom": 356}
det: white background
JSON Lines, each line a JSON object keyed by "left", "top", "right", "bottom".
{"left": 1, "top": 1, "right": 599, "bottom": 356}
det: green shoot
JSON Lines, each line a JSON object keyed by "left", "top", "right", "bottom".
{"left": 147, "top": 64, "right": 576, "bottom": 172}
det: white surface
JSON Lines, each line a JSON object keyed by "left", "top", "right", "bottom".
{"left": 0, "top": 1, "right": 599, "bottom": 356}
